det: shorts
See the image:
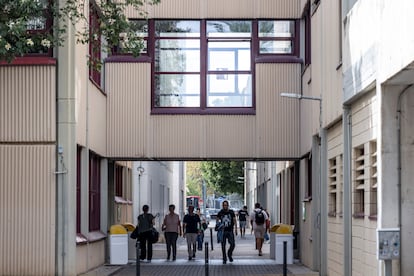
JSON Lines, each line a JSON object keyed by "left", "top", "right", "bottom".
{"left": 253, "top": 224, "right": 266, "bottom": 239}
{"left": 239, "top": 221, "right": 247, "bottom": 228}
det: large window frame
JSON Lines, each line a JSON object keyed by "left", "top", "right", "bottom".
{"left": 109, "top": 19, "right": 300, "bottom": 114}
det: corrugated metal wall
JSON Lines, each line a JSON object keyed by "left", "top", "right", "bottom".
{"left": 0, "top": 65, "right": 56, "bottom": 275}
{"left": 0, "top": 145, "right": 55, "bottom": 275}
{"left": 0, "top": 66, "right": 56, "bottom": 142}
{"left": 126, "top": 0, "right": 300, "bottom": 19}
{"left": 106, "top": 63, "right": 301, "bottom": 159}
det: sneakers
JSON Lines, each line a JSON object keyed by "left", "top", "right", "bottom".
{"left": 188, "top": 256, "right": 192, "bottom": 261}
{"left": 228, "top": 256, "right": 233, "bottom": 262}
{"left": 223, "top": 260, "right": 227, "bottom": 264}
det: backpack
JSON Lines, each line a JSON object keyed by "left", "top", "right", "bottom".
{"left": 255, "top": 210, "right": 265, "bottom": 225}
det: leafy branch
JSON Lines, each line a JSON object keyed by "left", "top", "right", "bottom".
{"left": 0, "top": 0, "right": 160, "bottom": 63}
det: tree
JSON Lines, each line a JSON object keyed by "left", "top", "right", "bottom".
{"left": 200, "top": 161, "right": 244, "bottom": 195}
{"left": 185, "top": 161, "right": 203, "bottom": 196}
{"left": 0, "top": 0, "right": 160, "bottom": 63}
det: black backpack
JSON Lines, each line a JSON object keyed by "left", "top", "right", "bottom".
{"left": 255, "top": 210, "right": 265, "bottom": 225}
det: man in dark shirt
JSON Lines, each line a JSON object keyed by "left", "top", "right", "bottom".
{"left": 238, "top": 205, "right": 249, "bottom": 238}
{"left": 183, "top": 205, "right": 201, "bottom": 260}
{"left": 217, "top": 200, "right": 237, "bottom": 264}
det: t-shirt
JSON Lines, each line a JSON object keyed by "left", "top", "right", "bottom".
{"left": 137, "top": 213, "right": 154, "bottom": 233}
{"left": 217, "top": 209, "right": 236, "bottom": 232}
{"left": 163, "top": 213, "right": 180, "bottom": 233}
{"left": 238, "top": 209, "right": 248, "bottom": 221}
{"left": 183, "top": 213, "right": 200, "bottom": 233}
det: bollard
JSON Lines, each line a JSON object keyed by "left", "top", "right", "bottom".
{"left": 205, "top": 242, "right": 209, "bottom": 276}
{"left": 283, "top": 241, "right": 287, "bottom": 276}
{"left": 210, "top": 228, "right": 214, "bottom": 251}
{"left": 136, "top": 240, "right": 140, "bottom": 276}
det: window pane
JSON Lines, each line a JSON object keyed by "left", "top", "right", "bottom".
{"left": 208, "top": 42, "right": 250, "bottom": 71}
{"left": 207, "top": 74, "right": 252, "bottom": 107}
{"left": 156, "top": 21, "right": 200, "bottom": 37}
{"left": 207, "top": 21, "right": 251, "bottom": 37}
{"left": 155, "top": 39, "right": 200, "bottom": 72}
{"left": 155, "top": 74, "right": 200, "bottom": 107}
{"left": 259, "top": 20, "right": 295, "bottom": 37}
{"left": 260, "top": 41, "right": 293, "bottom": 54}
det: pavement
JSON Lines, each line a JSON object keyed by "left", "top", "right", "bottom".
{"left": 80, "top": 227, "right": 318, "bottom": 276}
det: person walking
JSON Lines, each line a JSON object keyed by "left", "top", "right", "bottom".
{"left": 183, "top": 205, "right": 201, "bottom": 260}
{"left": 196, "top": 207, "right": 207, "bottom": 250}
{"left": 161, "top": 204, "right": 182, "bottom": 261}
{"left": 216, "top": 200, "right": 237, "bottom": 264}
{"left": 250, "top": 203, "right": 269, "bottom": 256}
{"left": 238, "top": 205, "right": 249, "bottom": 238}
{"left": 137, "top": 204, "right": 155, "bottom": 262}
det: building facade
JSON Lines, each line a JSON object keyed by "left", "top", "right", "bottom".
{"left": 1, "top": 0, "right": 414, "bottom": 275}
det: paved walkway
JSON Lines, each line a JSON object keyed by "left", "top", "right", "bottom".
{"left": 80, "top": 228, "right": 318, "bottom": 276}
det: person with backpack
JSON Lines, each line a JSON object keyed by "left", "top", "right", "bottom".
{"left": 250, "top": 202, "right": 269, "bottom": 256}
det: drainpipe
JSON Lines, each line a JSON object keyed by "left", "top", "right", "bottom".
{"left": 343, "top": 105, "right": 352, "bottom": 276}
{"left": 396, "top": 84, "right": 412, "bottom": 275}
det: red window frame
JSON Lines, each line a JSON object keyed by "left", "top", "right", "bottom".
{"left": 89, "top": 151, "right": 101, "bottom": 232}
{"left": 89, "top": 4, "right": 102, "bottom": 87}
{"left": 115, "top": 165, "right": 123, "bottom": 197}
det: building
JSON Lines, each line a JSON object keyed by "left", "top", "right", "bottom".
{"left": 1, "top": 0, "right": 414, "bottom": 275}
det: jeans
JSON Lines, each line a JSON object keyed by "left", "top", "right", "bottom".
{"left": 221, "top": 231, "right": 235, "bottom": 261}
{"left": 197, "top": 231, "right": 204, "bottom": 250}
{"left": 164, "top": 232, "right": 178, "bottom": 259}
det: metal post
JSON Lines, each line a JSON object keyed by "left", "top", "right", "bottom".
{"left": 283, "top": 241, "right": 287, "bottom": 276}
{"left": 205, "top": 242, "right": 209, "bottom": 276}
{"left": 210, "top": 228, "right": 214, "bottom": 250}
{"left": 136, "top": 241, "right": 140, "bottom": 276}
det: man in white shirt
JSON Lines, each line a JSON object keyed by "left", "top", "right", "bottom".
{"left": 250, "top": 202, "right": 269, "bottom": 256}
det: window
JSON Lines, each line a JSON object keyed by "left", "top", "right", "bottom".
{"left": 26, "top": 0, "right": 53, "bottom": 56}
{"left": 258, "top": 20, "right": 296, "bottom": 55}
{"left": 115, "top": 165, "right": 123, "bottom": 197}
{"left": 369, "top": 141, "right": 377, "bottom": 219}
{"left": 328, "top": 157, "right": 338, "bottom": 216}
{"left": 303, "top": 3, "right": 311, "bottom": 66}
{"left": 76, "top": 146, "right": 82, "bottom": 234}
{"left": 353, "top": 145, "right": 365, "bottom": 218}
{"left": 115, "top": 20, "right": 149, "bottom": 57}
{"left": 110, "top": 19, "right": 299, "bottom": 114}
{"left": 89, "top": 151, "right": 101, "bottom": 231}
{"left": 89, "top": 4, "right": 102, "bottom": 86}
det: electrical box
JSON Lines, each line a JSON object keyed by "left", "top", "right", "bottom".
{"left": 377, "top": 228, "right": 400, "bottom": 260}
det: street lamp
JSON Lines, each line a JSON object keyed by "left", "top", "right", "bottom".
{"left": 280, "top": 92, "right": 326, "bottom": 275}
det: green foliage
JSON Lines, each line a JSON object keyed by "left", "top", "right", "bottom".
{"left": 0, "top": 0, "right": 160, "bottom": 63}
{"left": 200, "top": 161, "right": 244, "bottom": 195}
{"left": 185, "top": 162, "right": 203, "bottom": 196}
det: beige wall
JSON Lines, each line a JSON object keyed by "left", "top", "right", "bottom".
{"left": 326, "top": 122, "right": 344, "bottom": 275}
{"left": 126, "top": 0, "right": 301, "bottom": 19}
{"left": 350, "top": 89, "right": 378, "bottom": 276}
{"left": 0, "top": 145, "right": 56, "bottom": 275}
{"left": 76, "top": 240, "right": 106, "bottom": 275}
{"left": 0, "top": 65, "right": 57, "bottom": 275}
{"left": 106, "top": 63, "right": 302, "bottom": 159}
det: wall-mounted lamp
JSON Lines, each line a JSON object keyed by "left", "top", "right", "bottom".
{"left": 137, "top": 166, "right": 145, "bottom": 176}
{"left": 280, "top": 92, "right": 321, "bottom": 102}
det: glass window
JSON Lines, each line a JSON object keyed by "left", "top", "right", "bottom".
{"left": 108, "top": 19, "right": 299, "bottom": 113}
{"left": 258, "top": 20, "right": 296, "bottom": 55}
{"left": 154, "top": 21, "right": 201, "bottom": 108}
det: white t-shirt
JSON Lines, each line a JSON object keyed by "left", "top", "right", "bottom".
{"left": 250, "top": 208, "right": 268, "bottom": 229}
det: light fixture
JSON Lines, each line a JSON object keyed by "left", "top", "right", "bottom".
{"left": 280, "top": 92, "right": 321, "bottom": 101}
{"left": 137, "top": 166, "right": 145, "bottom": 176}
